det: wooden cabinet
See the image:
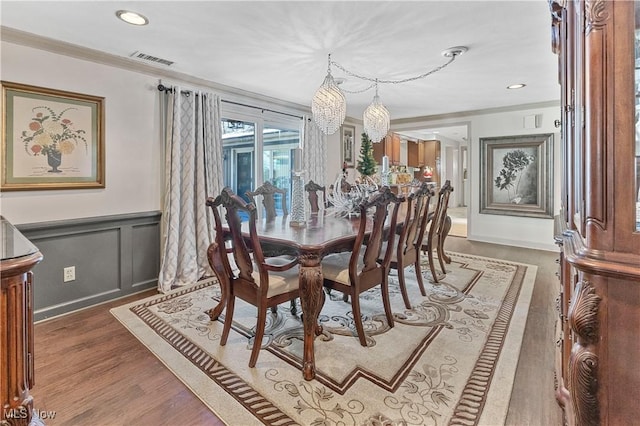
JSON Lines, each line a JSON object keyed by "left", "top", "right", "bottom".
{"left": 372, "top": 136, "right": 385, "bottom": 165}
{"left": 372, "top": 132, "right": 401, "bottom": 165}
{"left": 423, "top": 140, "right": 441, "bottom": 185}
{"left": 388, "top": 133, "right": 400, "bottom": 165}
{"left": 550, "top": 1, "right": 640, "bottom": 424}
{"left": 407, "top": 140, "right": 424, "bottom": 168}
{"left": 1, "top": 217, "right": 42, "bottom": 425}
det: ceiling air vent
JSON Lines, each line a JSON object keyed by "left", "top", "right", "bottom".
{"left": 129, "top": 51, "right": 174, "bottom": 66}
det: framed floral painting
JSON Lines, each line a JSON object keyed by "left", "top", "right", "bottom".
{"left": 1, "top": 81, "right": 105, "bottom": 191}
{"left": 479, "top": 133, "right": 554, "bottom": 218}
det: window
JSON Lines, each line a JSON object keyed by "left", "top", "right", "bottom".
{"left": 221, "top": 105, "right": 301, "bottom": 218}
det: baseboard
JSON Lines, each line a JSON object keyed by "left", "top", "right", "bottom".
{"left": 34, "top": 286, "right": 158, "bottom": 324}
{"left": 466, "top": 234, "right": 557, "bottom": 252}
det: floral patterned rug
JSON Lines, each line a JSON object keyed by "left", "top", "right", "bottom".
{"left": 111, "top": 252, "right": 536, "bottom": 425}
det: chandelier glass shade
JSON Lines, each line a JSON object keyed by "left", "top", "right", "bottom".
{"left": 311, "top": 47, "right": 467, "bottom": 137}
{"left": 311, "top": 57, "right": 346, "bottom": 135}
{"left": 363, "top": 83, "right": 390, "bottom": 143}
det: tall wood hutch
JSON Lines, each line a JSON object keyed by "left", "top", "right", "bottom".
{"left": 1, "top": 217, "right": 42, "bottom": 425}
{"left": 550, "top": 1, "right": 640, "bottom": 425}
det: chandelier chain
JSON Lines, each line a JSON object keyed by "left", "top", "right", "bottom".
{"left": 340, "top": 82, "right": 376, "bottom": 94}
{"left": 330, "top": 54, "right": 457, "bottom": 86}
{"left": 311, "top": 46, "right": 466, "bottom": 136}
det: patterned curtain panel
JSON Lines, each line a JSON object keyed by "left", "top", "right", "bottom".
{"left": 302, "top": 117, "right": 326, "bottom": 186}
{"left": 158, "top": 87, "right": 224, "bottom": 293}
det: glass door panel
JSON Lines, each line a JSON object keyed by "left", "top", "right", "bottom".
{"left": 235, "top": 150, "right": 254, "bottom": 202}
{"left": 222, "top": 119, "right": 255, "bottom": 203}
{"left": 262, "top": 125, "right": 300, "bottom": 213}
{"left": 221, "top": 118, "right": 301, "bottom": 220}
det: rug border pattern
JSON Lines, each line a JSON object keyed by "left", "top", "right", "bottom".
{"left": 114, "top": 253, "right": 535, "bottom": 426}
{"left": 131, "top": 281, "right": 296, "bottom": 426}
{"left": 448, "top": 262, "right": 527, "bottom": 426}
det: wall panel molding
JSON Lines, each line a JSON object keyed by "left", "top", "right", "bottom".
{"left": 17, "top": 211, "right": 161, "bottom": 321}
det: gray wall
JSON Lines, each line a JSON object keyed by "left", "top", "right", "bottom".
{"left": 17, "top": 212, "right": 161, "bottom": 321}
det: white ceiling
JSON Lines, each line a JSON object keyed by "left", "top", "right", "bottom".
{"left": 0, "top": 1, "right": 559, "bottom": 143}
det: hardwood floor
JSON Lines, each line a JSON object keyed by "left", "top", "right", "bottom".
{"left": 444, "top": 237, "right": 563, "bottom": 426}
{"left": 31, "top": 237, "right": 562, "bottom": 425}
{"left": 31, "top": 291, "right": 224, "bottom": 426}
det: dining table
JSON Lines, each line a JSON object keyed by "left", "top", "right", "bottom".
{"left": 210, "top": 212, "right": 377, "bottom": 381}
{"left": 209, "top": 198, "right": 451, "bottom": 381}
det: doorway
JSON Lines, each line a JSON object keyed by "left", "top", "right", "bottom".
{"left": 396, "top": 122, "right": 469, "bottom": 238}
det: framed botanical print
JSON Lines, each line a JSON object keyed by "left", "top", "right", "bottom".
{"left": 480, "top": 133, "right": 554, "bottom": 218}
{"left": 341, "top": 124, "right": 355, "bottom": 168}
{"left": 1, "top": 81, "right": 105, "bottom": 191}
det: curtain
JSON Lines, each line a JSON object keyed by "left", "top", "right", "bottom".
{"left": 302, "top": 117, "right": 326, "bottom": 186}
{"left": 158, "top": 87, "right": 224, "bottom": 293}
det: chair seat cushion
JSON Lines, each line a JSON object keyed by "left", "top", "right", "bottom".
{"left": 251, "top": 266, "right": 300, "bottom": 298}
{"left": 321, "top": 252, "right": 364, "bottom": 286}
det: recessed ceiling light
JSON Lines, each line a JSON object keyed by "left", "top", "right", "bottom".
{"left": 507, "top": 83, "right": 526, "bottom": 89}
{"left": 116, "top": 10, "right": 149, "bottom": 26}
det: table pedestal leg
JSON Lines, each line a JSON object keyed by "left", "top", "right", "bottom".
{"left": 298, "top": 255, "right": 325, "bottom": 381}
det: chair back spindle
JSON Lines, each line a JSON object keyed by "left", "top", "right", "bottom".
{"left": 246, "top": 181, "right": 288, "bottom": 222}
{"left": 391, "top": 182, "right": 435, "bottom": 308}
{"left": 321, "top": 186, "right": 403, "bottom": 346}
{"left": 422, "top": 180, "right": 454, "bottom": 283}
{"left": 304, "top": 180, "right": 327, "bottom": 213}
{"left": 207, "top": 188, "right": 256, "bottom": 283}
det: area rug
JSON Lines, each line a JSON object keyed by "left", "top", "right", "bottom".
{"left": 111, "top": 252, "right": 536, "bottom": 425}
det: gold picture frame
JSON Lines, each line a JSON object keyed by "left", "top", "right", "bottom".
{"left": 341, "top": 124, "right": 355, "bottom": 168}
{"left": 1, "top": 81, "right": 105, "bottom": 191}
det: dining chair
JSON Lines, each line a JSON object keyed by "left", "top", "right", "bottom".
{"left": 206, "top": 187, "right": 300, "bottom": 368}
{"left": 387, "top": 182, "right": 435, "bottom": 309}
{"left": 321, "top": 186, "right": 403, "bottom": 346}
{"left": 246, "top": 181, "right": 288, "bottom": 222}
{"left": 304, "top": 180, "right": 327, "bottom": 213}
{"left": 246, "top": 181, "right": 298, "bottom": 313}
{"left": 421, "top": 180, "right": 454, "bottom": 283}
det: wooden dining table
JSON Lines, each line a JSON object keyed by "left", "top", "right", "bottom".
{"left": 210, "top": 212, "right": 376, "bottom": 381}
{"left": 209, "top": 198, "right": 451, "bottom": 381}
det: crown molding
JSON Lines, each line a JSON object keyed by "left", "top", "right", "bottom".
{"left": 1, "top": 26, "right": 560, "bottom": 125}
{"left": 0, "top": 26, "right": 310, "bottom": 116}
{"left": 391, "top": 100, "right": 560, "bottom": 125}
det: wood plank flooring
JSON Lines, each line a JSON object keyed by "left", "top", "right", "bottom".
{"left": 31, "top": 291, "right": 223, "bottom": 425}
{"left": 444, "top": 237, "right": 563, "bottom": 426}
{"left": 31, "top": 236, "right": 562, "bottom": 425}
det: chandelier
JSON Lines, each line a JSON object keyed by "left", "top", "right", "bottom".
{"left": 311, "top": 46, "right": 467, "bottom": 142}
{"left": 362, "top": 80, "right": 390, "bottom": 144}
{"left": 311, "top": 54, "right": 346, "bottom": 135}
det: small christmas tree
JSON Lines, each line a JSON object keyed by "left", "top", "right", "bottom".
{"left": 356, "top": 132, "right": 377, "bottom": 177}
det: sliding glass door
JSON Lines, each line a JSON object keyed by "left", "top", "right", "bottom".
{"left": 221, "top": 109, "right": 301, "bottom": 218}
{"left": 221, "top": 119, "right": 256, "bottom": 202}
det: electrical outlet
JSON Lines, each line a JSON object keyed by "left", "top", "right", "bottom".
{"left": 63, "top": 266, "right": 75, "bottom": 282}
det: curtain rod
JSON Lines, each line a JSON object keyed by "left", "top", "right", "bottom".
{"left": 157, "top": 83, "right": 304, "bottom": 120}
